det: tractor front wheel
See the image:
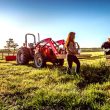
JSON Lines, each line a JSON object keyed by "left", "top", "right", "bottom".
{"left": 34, "top": 53, "right": 46, "bottom": 68}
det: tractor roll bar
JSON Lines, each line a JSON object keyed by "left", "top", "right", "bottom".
{"left": 25, "top": 33, "right": 40, "bottom": 47}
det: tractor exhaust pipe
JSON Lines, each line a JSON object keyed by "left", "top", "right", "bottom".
{"left": 38, "top": 33, "right": 40, "bottom": 42}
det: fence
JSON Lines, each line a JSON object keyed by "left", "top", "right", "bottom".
{"left": 0, "top": 50, "right": 17, "bottom": 60}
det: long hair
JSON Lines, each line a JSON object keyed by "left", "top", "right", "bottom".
{"left": 65, "top": 32, "right": 75, "bottom": 48}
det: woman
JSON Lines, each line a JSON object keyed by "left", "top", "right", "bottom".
{"left": 65, "top": 32, "right": 80, "bottom": 74}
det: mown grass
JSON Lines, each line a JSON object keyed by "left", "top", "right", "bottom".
{"left": 0, "top": 52, "right": 110, "bottom": 110}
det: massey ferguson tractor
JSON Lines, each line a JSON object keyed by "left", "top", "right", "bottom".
{"left": 16, "top": 33, "right": 66, "bottom": 68}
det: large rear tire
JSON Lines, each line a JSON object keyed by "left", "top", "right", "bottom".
{"left": 34, "top": 53, "right": 46, "bottom": 68}
{"left": 16, "top": 47, "right": 30, "bottom": 65}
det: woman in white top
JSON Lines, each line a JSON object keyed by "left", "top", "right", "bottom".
{"left": 65, "top": 32, "right": 80, "bottom": 74}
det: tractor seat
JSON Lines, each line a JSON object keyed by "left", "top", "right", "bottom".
{"left": 28, "top": 43, "right": 34, "bottom": 48}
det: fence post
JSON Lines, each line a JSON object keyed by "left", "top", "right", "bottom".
{"left": 2, "top": 52, "right": 3, "bottom": 60}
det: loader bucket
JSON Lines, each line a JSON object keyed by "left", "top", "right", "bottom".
{"left": 5, "top": 56, "right": 16, "bottom": 61}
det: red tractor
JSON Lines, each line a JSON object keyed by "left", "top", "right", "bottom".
{"left": 16, "top": 33, "right": 66, "bottom": 68}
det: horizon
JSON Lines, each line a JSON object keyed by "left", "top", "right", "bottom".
{"left": 0, "top": 0, "right": 110, "bottom": 48}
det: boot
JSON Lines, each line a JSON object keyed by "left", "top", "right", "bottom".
{"left": 67, "top": 68, "right": 71, "bottom": 74}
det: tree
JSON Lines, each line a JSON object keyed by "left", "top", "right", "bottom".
{"left": 4, "top": 38, "right": 19, "bottom": 55}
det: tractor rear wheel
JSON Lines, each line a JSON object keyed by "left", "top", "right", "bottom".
{"left": 54, "top": 59, "right": 64, "bottom": 66}
{"left": 16, "top": 47, "right": 30, "bottom": 65}
{"left": 34, "top": 53, "right": 46, "bottom": 68}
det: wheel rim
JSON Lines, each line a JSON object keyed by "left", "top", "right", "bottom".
{"left": 17, "top": 53, "right": 24, "bottom": 63}
{"left": 35, "top": 56, "right": 42, "bottom": 67}
{"left": 20, "top": 54, "right": 24, "bottom": 61}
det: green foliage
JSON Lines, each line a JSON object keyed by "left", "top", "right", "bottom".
{"left": 0, "top": 52, "right": 110, "bottom": 109}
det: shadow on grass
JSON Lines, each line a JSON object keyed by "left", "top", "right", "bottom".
{"left": 11, "top": 61, "right": 110, "bottom": 90}
{"left": 77, "top": 63, "right": 110, "bottom": 89}
{"left": 72, "top": 103, "right": 93, "bottom": 110}
{"left": 12, "top": 62, "right": 68, "bottom": 72}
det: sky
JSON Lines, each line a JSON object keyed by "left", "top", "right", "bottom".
{"left": 0, "top": 0, "right": 110, "bottom": 48}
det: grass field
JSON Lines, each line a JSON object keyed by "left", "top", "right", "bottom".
{"left": 0, "top": 52, "right": 110, "bottom": 110}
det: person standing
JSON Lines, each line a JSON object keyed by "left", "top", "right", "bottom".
{"left": 65, "top": 32, "right": 80, "bottom": 74}
{"left": 101, "top": 38, "right": 110, "bottom": 55}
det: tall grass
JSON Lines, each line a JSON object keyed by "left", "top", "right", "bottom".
{"left": 0, "top": 52, "right": 110, "bottom": 110}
